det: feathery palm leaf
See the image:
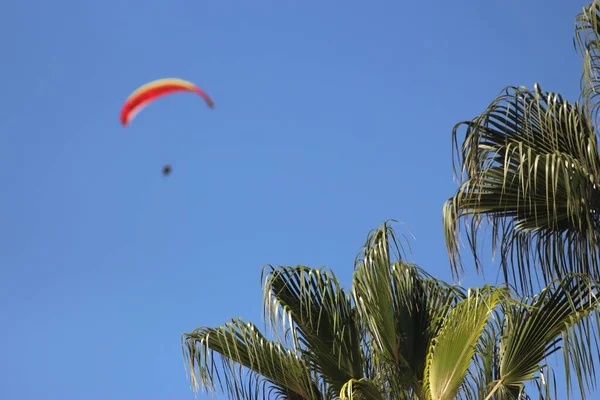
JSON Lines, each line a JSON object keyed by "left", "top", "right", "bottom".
{"left": 443, "top": 0, "right": 600, "bottom": 294}
{"left": 182, "top": 318, "right": 323, "bottom": 399}
{"left": 444, "top": 83, "right": 600, "bottom": 293}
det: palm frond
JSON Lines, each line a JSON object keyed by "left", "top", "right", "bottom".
{"left": 491, "top": 274, "right": 600, "bottom": 400}
{"left": 468, "top": 304, "right": 505, "bottom": 399}
{"left": 182, "top": 318, "right": 323, "bottom": 400}
{"left": 390, "top": 263, "right": 464, "bottom": 384}
{"left": 352, "top": 223, "right": 402, "bottom": 369}
{"left": 352, "top": 223, "right": 465, "bottom": 397}
{"left": 339, "top": 378, "right": 386, "bottom": 400}
{"left": 423, "top": 286, "right": 505, "bottom": 400}
{"left": 444, "top": 84, "right": 600, "bottom": 293}
{"left": 262, "top": 265, "right": 364, "bottom": 392}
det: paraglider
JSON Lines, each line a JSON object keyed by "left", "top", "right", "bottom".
{"left": 120, "top": 77, "right": 214, "bottom": 126}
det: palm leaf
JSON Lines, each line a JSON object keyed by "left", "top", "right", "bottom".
{"left": 339, "top": 378, "right": 387, "bottom": 400}
{"left": 489, "top": 274, "right": 600, "bottom": 399}
{"left": 352, "top": 223, "right": 465, "bottom": 398}
{"left": 423, "top": 286, "right": 504, "bottom": 400}
{"left": 182, "top": 318, "right": 323, "bottom": 399}
{"left": 467, "top": 305, "right": 504, "bottom": 400}
{"left": 352, "top": 224, "right": 402, "bottom": 369}
{"left": 262, "top": 265, "right": 364, "bottom": 393}
{"left": 444, "top": 83, "right": 600, "bottom": 293}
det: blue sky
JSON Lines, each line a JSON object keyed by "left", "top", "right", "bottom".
{"left": 1, "top": 0, "right": 594, "bottom": 398}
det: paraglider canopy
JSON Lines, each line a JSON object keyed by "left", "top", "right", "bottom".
{"left": 120, "top": 77, "right": 214, "bottom": 126}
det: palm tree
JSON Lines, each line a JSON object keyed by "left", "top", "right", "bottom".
{"left": 443, "top": 0, "right": 600, "bottom": 294}
{"left": 182, "top": 223, "right": 600, "bottom": 399}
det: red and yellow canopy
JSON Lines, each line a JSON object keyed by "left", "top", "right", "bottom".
{"left": 120, "top": 78, "right": 214, "bottom": 126}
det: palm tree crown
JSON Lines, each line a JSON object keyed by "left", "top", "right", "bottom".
{"left": 183, "top": 223, "right": 600, "bottom": 399}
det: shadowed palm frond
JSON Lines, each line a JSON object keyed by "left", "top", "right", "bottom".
{"left": 182, "top": 318, "right": 323, "bottom": 400}
{"left": 352, "top": 222, "right": 465, "bottom": 398}
{"left": 262, "top": 265, "right": 364, "bottom": 393}
{"left": 444, "top": 84, "right": 600, "bottom": 293}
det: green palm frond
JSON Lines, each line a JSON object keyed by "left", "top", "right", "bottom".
{"left": 423, "top": 286, "right": 504, "bottom": 400}
{"left": 444, "top": 83, "right": 600, "bottom": 293}
{"left": 491, "top": 274, "right": 600, "bottom": 400}
{"left": 339, "top": 378, "right": 386, "bottom": 400}
{"left": 575, "top": 0, "right": 600, "bottom": 126}
{"left": 352, "top": 223, "right": 465, "bottom": 397}
{"left": 389, "top": 263, "right": 464, "bottom": 384}
{"left": 182, "top": 318, "right": 323, "bottom": 400}
{"left": 469, "top": 304, "right": 505, "bottom": 400}
{"left": 262, "top": 265, "right": 364, "bottom": 392}
{"left": 352, "top": 224, "right": 402, "bottom": 368}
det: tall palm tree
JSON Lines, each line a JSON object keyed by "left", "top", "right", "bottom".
{"left": 443, "top": 0, "right": 600, "bottom": 294}
{"left": 182, "top": 223, "right": 600, "bottom": 399}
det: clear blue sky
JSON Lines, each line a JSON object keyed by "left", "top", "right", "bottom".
{"left": 1, "top": 0, "right": 593, "bottom": 399}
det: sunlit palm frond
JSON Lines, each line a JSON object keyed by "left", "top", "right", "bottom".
{"left": 423, "top": 286, "right": 505, "bottom": 400}
{"left": 339, "top": 378, "right": 386, "bottom": 400}
{"left": 182, "top": 318, "right": 323, "bottom": 400}
{"left": 444, "top": 83, "right": 600, "bottom": 293}
{"left": 490, "top": 274, "right": 600, "bottom": 400}
{"left": 352, "top": 223, "right": 402, "bottom": 369}
{"left": 262, "top": 265, "right": 364, "bottom": 392}
{"left": 575, "top": 0, "right": 600, "bottom": 127}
